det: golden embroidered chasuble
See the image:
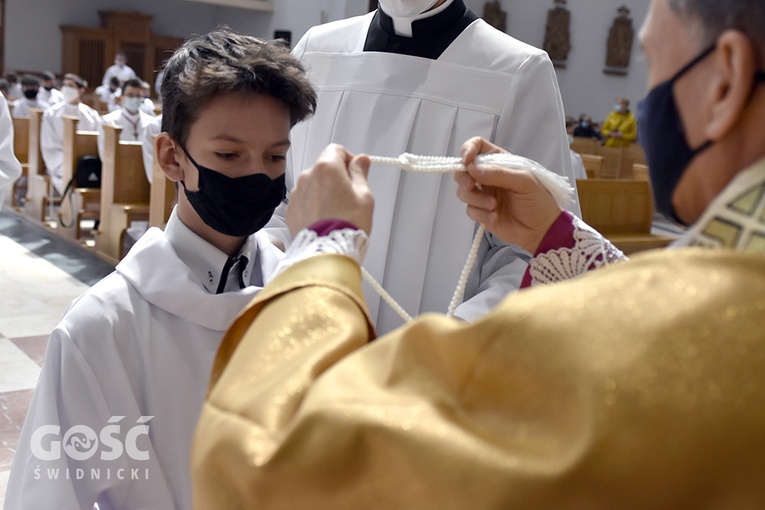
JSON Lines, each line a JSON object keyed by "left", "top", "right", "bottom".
{"left": 192, "top": 160, "right": 765, "bottom": 509}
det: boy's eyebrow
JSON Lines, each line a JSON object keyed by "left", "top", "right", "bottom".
{"left": 211, "top": 134, "right": 291, "bottom": 148}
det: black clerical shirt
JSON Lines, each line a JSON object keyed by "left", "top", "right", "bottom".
{"left": 363, "top": 0, "right": 478, "bottom": 60}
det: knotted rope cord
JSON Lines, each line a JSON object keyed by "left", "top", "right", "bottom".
{"left": 362, "top": 153, "right": 577, "bottom": 325}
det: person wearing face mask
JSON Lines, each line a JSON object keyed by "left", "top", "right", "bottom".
{"left": 40, "top": 73, "right": 102, "bottom": 194}
{"left": 191, "top": 0, "right": 765, "bottom": 507}
{"left": 267, "top": 0, "right": 580, "bottom": 335}
{"left": 5, "top": 29, "right": 317, "bottom": 510}
{"left": 97, "top": 78, "right": 154, "bottom": 162}
{"left": 101, "top": 50, "right": 137, "bottom": 90}
{"left": 573, "top": 114, "right": 602, "bottom": 140}
{"left": 38, "top": 71, "right": 64, "bottom": 106}
{"left": 601, "top": 97, "right": 637, "bottom": 147}
{"left": 10, "top": 74, "right": 50, "bottom": 118}
{"left": 95, "top": 75, "right": 122, "bottom": 112}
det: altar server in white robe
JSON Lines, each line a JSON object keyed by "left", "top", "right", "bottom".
{"left": 101, "top": 51, "right": 137, "bottom": 89}
{"left": 38, "top": 71, "right": 64, "bottom": 106}
{"left": 5, "top": 29, "right": 316, "bottom": 510}
{"left": 40, "top": 73, "right": 101, "bottom": 194}
{"left": 97, "top": 78, "right": 154, "bottom": 161}
{"left": 0, "top": 95, "right": 22, "bottom": 210}
{"left": 268, "top": 0, "right": 579, "bottom": 333}
{"left": 11, "top": 75, "right": 49, "bottom": 118}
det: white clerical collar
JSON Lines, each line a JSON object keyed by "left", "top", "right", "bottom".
{"left": 386, "top": 0, "right": 454, "bottom": 37}
{"left": 164, "top": 207, "right": 261, "bottom": 293}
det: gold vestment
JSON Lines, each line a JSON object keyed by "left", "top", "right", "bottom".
{"left": 193, "top": 248, "right": 765, "bottom": 509}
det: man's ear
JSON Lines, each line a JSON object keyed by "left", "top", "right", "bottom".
{"left": 156, "top": 132, "right": 185, "bottom": 182}
{"left": 705, "top": 30, "right": 758, "bottom": 140}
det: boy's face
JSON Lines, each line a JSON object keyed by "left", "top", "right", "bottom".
{"left": 178, "top": 91, "right": 291, "bottom": 190}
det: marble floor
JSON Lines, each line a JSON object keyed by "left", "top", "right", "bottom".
{"left": 0, "top": 209, "right": 114, "bottom": 507}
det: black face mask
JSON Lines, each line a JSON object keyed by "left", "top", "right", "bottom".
{"left": 44, "top": 86, "right": 53, "bottom": 91}
{"left": 637, "top": 43, "right": 765, "bottom": 223}
{"left": 179, "top": 146, "right": 286, "bottom": 237}
{"left": 23, "top": 89, "right": 38, "bottom": 100}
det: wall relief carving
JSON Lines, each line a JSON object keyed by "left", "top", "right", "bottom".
{"left": 482, "top": 0, "right": 507, "bottom": 33}
{"left": 604, "top": 5, "right": 634, "bottom": 76}
{"left": 543, "top": 0, "right": 571, "bottom": 68}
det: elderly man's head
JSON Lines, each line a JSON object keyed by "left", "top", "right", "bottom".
{"left": 638, "top": 0, "right": 765, "bottom": 224}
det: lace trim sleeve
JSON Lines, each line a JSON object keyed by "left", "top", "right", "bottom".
{"left": 272, "top": 228, "right": 369, "bottom": 278}
{"left": 528, "top": 215, "right": 626, "bottom": 287}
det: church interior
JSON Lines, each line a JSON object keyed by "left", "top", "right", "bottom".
{"left": 0, "top": 0, "right": 690, "bottom": 505}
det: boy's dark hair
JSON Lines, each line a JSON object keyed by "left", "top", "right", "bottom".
{"left": 109, "top": 76, "right": 121, "bottom": 88}
{"left": 0, "top": 79, "right": 8, "bottom": 93}
{"left": 42, "top": 71, "right": 56, "bottom": 82}
{"left": 122, "top": 78, "right": 143, "bottom": 91}
{"left": 64, "top": 73, "right": 87, "bottom": 89}
{"left": 5, "top": 72, "right": 18, "bottom": 84}
{"left": 21, "top": 74, "right": 40, "bottom": 87}
{"left": 160, "top": 27, "right": 317, "bottom": 146}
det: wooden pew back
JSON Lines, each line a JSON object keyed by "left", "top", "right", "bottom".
{"left": 580, "top": 154, "right": 603, "bottom": 179}
{"left": 576, "top": 178, "right": 676, "bottom": 254}
{"left": 577, "top": 178, "right": 653, "bottom": 235}
{"left": 27, "top": 109, "right": 44, "bottom": 177}
{"left": 101, "top": 124, "right": 150, "bottom": 205}
{"left": 12, "top": 117, "right": 30, "bottom": 164}
{"left": 96, "top": 124, "right": 151, "bottom": 262}
{"left": 571, "top": 137, "right": 599, "bottom": 156}
{"left": 23, "top": 108, "right": 51, "bottom": 221}
{"left": 149, "top": 134, "right": 176, "bottom": 228}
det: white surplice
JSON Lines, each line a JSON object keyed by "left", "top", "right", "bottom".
{"left": 5, "top": 211, "right": 283, "bottom": 510}
{"left": 269, "top": 12, "right": 579, "bottom": 333}
{"left": 0, "top": 95, "right": 22, "bottom": 210}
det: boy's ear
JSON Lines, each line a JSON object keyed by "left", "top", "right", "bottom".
{"left": 155, "top": 133, "right": 185, "bottom": 182}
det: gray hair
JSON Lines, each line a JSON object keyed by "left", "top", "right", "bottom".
{"left": 668, "top": 0, "right": 765, "bottom": 48}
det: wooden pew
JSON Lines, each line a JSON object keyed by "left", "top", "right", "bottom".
{"left": 571, "top": 137, "right": 599, "bottom": 156}
{"left": 95, "top": 124, "right": 151, "bottom": 263}
{"left": 576, "top": 178, "right": 676, "bottom": 255}
{"left": 148, "top": 135, "right": 176, "bottom": 229}
{"left": 580, "top": 154, "right": 603, "bottom": 179}
{"left": 593, "top": 145, "right": 624, "bottom": 179}
{"left": 23, "top": 108, "right": 55, "bottom": 222}
{"left": 11, "top": 117, "right": 30, "bottom": 208}
{"left": 57, "top": 116, "right": 101, "bottom": 240}
{"left": 574, "top": 142, "right": 648, "bottom": 180}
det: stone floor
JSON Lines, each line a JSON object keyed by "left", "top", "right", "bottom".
{"left": 0, "top": 209, "right": 113, "bottom": 507}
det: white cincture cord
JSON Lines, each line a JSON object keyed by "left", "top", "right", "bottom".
{"left": 362, "top": 153, "right": 576, "bottom": 324}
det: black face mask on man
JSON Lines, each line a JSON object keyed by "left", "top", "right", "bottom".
{"left": 23, "top": 89, "right": 38, "bottom": 100}
{"left": 637, "top": 43, "right": 765, "bottom": 224}
{"left": 179, "top": 146, "right": 286, "bottom": 237}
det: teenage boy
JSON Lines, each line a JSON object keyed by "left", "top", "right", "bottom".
{"left": 98, "top": 78, "right": 154, "bottom": 160}
{"left": 40, "top": 73, "right": 101, "bottom": 194}
{"left": 5, "top": 28, "right": 316, "bottom": 510}
{"left": 11, "top": 75, "right": 50, "bottom": 118}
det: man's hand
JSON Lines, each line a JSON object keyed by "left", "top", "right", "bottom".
{"left": 286, "top": 144, "right": 374, "bottom": 236}
{"left": 455, "top": 137, "right": 562, "bottom": 254}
